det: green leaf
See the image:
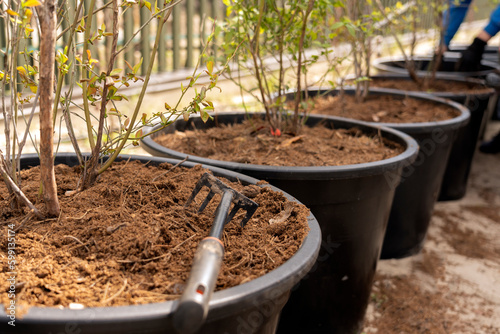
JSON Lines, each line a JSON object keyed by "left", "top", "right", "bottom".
{"left": 110, "top": 68, "right": 122, "bottom": 76}
{"left": 346, "top": 25, "right": 356, "bottom": 37}
{"left": 107, "top": 85, "right": 117, "bottom": 96}
{"left": 111, "top": 94, "right": 127, "bottom": 101}
{"left": 330, "top": 22, "right": 344, "bottom": 30}
{"left": 160, "top": 113, "right": 167, "bottom": 124}
{"left": 200, "top": 110, "right": 210, "bottom": 122}
{"left": 133, "top": 58, "right": 143, "bottom": 74}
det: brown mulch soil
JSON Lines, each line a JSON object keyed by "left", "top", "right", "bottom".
{"left": 367, "top": 251, "right": 454, "bottom": 334}
{"left": 368, "top": 77, "right": 493, "bottom": 94}
{"left": 154, "top": 117, "right": 404, "bottom": 167}
{"left": 307, "top": 94, "right": 460, "bottom": 123}
{"left": 365, "top": 219, "right": 500, "bottom": 333}
{"left": 434, "top": 209, "right": 500, "bottom": 259}
{"left": 462, "top": 204, "right": 500, "bottom": 223}
{"left": 0, "top": 160, "right": 310, "bottom": 311}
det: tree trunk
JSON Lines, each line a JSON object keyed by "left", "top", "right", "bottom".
{"left": 39, "top": 0, "right": 60, "bottom": 216}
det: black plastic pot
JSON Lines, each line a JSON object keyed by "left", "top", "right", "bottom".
{"left": 446, "top": 44, "right": 499, "bottom": 62}
{"left": 441, "top": 47, "right": 500, "bottom": 122}
{"left": 141, "top": 114, "right": 419, "bottom": 334}
{"left": 292, "top": 88, "right": 469, "bottom": 260}
{"left": 373, "top": 55, "right": 498, "bottom": 78}
{"left": 0, "top": 153, "right": 321, "bottom": 334}
{"left": 365, "top": 74, "right": 495, "bottom": 200}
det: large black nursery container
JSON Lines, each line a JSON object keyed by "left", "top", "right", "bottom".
{"left": 0, "top": 154, "right": 321, "bottom": 334}
{"left": 365, "top": 73, "right": 494, "bottom": 200}
{"left": 283, "top": 88, "right": 469, "bottom": 260}
{"left": 141, "top": 113, "right": 418, "bottom": 334}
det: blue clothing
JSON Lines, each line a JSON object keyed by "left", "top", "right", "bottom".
{"left": 443, "top": 0, "right": 500, "bottom": 46}
{"left": 443, "top": 0, "right": 471, "bottom": 46}
{"left": 484, "top": 5, "right": 500, "bottom": 37}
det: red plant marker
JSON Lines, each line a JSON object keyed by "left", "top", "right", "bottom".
{"left": 270, "top": 127, "right": 282, "bottom": 137}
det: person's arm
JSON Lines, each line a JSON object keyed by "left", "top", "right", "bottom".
{"left": 483, "top": 5, "right": 500, "bottom": 38}
{"left": 442, "top": 0, "right": 473, "bottom": 47}
{"left": 456, "top": 4, "right": 500, "bottom": 71}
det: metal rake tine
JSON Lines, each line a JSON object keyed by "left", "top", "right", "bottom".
{"left": 225, "top": 198, "right": 259, "bottom": 227}
{"left": 198, "top": 190, "right": 215, "bottom": 213}
{"left": 240, "top": 204, "right": 258, "bottom": 227}
{"left": 184, "top": 175, "right": 209, "bottom": 208}
{"left": 185, "top": 172, "right": 259, "bottom": 226}
{"left": 185, "top": 173, "right": 218, "bottom": 210}
{"left": 225, "top": 204, "right": 241, "bottom": 225}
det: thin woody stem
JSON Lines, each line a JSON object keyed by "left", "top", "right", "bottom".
{"left": 53, "top": 0, "right": 85, "bottom": 124}
{"left": 373, "top": 0, "right": 421, "bottom": 86}
{"left": 93, "top": 0, "right": 119, "bottom": 155}
{"left": 81, "top": 0, "right": 98, "bottom": 150}
{"left": 79, "top": 0, "right": 120, "bottom": 188}
{"left": 249, "top": 0, "right": 272, "bottom": 127}
{"left": 293, "top": 0, "right": 315, "bottom": 132}
{"left": 38, "top": 0, "right": 60, "bottom": 216}
{"left": 0, "top": 154, "right": 44, "bottom": 219}
{"left": 98, "top": 6, "right": 174, "bottom": 175}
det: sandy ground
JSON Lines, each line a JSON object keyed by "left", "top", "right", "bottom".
{"left": 362, "top": 121, "right": 500, "bottom": 334}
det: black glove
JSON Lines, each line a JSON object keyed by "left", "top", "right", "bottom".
{"left": 455, "top": 37, "right": 487, "bottom": 72}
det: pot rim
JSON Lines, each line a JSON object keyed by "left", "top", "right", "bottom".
{"left": 1, "top": 153, "right": 322, "bottom": 326}
{"left": 315, "top": 86, "right": 471, "bottom": 132}
{"left": 446, "top": 43, "right": 499, "bottom": 54}
{"left": 343, "top": 73, "right": 495, "bottom": 99}
{"left": 372, "top": 55, "right": 498, "bottom": 78}
{"left": 141, "top": 113, "right": 420, "bottom": 180}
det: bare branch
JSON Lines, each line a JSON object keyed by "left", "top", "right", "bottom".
{"left": 0, "top": 152, "right": 44, "bottom": 219}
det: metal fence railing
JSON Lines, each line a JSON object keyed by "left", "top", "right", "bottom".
{"left": 0, "top": 0, "right": 495, "bottom": 83}
{"left": 0, "top": 0, "right": 224, "bottom": 79}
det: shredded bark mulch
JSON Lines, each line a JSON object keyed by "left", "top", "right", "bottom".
{"left": 307, "top": 93, "right": 460, "bottom": 123}
{"left": 0, "top": 160, "right": 310, "bottom": 312}
{"left": 368, "top": 77, "right": 492, "bottom": 94}
{"left": 154, "top": 116, "right": 404, "bottom": 167}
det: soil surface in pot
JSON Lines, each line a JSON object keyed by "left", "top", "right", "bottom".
{"left": 308, "top": 94, "right": 460, "bottom": 123}
{"left": 154, "top": 117, "right": 404, "bottom": 166}
{"left": 0, "top": 160, "right": 309, "bottom": 312}
{"left": 368, "top": 77, "right": 492, "bottom": 94}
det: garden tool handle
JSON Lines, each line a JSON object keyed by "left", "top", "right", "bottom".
{"left": 173, "top": 237, "right": 224, "bottom": 334}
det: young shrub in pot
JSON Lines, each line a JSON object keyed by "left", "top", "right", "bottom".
{"left": 290, "top": 0, "right": 471, "bottom": 261}
{"left": 344, "top": 0, "right": 495, "bottom": 200}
